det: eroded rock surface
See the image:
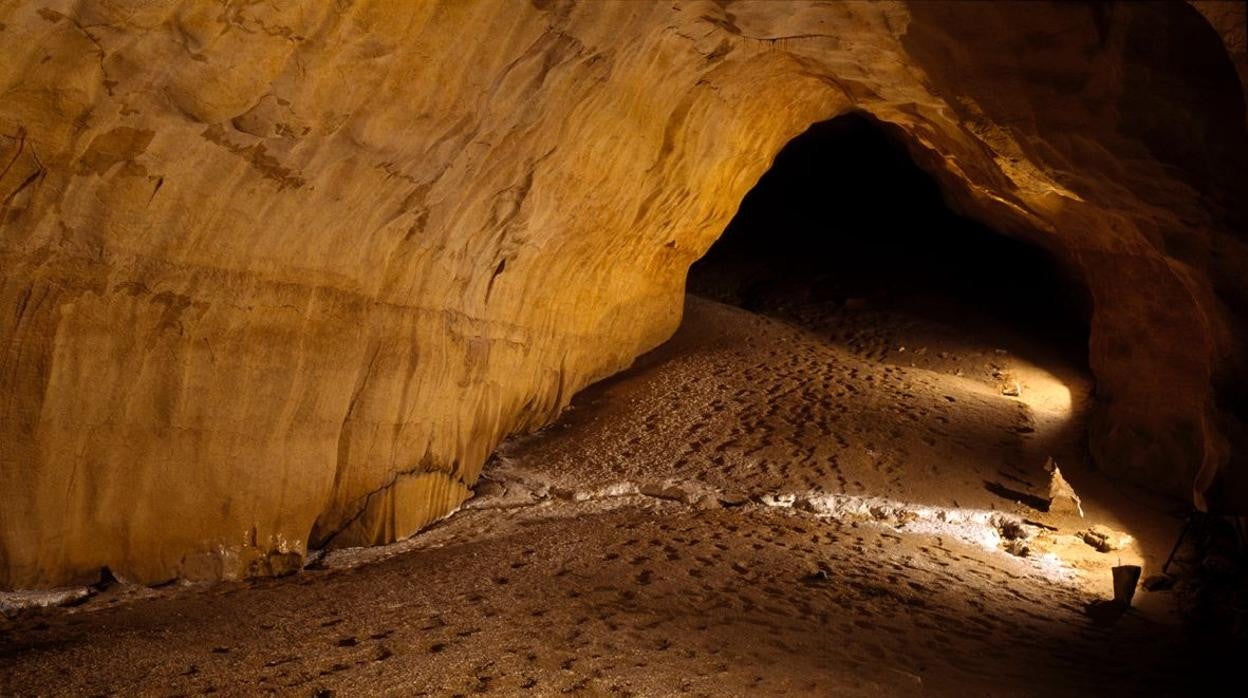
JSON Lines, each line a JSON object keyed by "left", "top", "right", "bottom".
{"left": 1, "top": 0, "right": 1245, "bottom": 587}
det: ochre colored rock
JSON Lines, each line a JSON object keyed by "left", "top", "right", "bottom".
{"left": 1, "top": 1, "right": 1245, "bottom": 587}
{"left": 1045, "top": 459, "right": 1084, "bottom": 518}
{"left": 1080, "top": 525, "right": 1130, "bottom": 554}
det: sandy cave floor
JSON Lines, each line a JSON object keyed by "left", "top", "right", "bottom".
{"left": 0, "top": 294, "right": 1222, "bottom": 696}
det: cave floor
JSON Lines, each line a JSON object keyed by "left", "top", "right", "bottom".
{"left": 1, "top": 296, "right": 1213, "bottom": 696}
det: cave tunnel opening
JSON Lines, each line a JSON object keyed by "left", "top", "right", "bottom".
{"left": 682, "top": 109, "right": 1099, "bottom": 508}
{"left": 689, "top": 111, "right": 1092, "bottom": 386}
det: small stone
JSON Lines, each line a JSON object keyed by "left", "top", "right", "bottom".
{"left": 802, "top": 568, "right": 831, "bottom": 584}
{"left": 1003, "top": 539, "right": 1030, "bottom": 557}
{"left": 1001, "top": 381, "right": 1021, "bottom": 396}
{"left": 1044, "top": 458, "right": 1083, "bottom": 517}
{"left": 1079, "top": 524, "right": 1129, "bottom": 553}
{"left": 1080, "top": 529, "right": 1112, "bottom": 553}
{"left": 996, "top": 518, "right": 1029, "bottom": 541}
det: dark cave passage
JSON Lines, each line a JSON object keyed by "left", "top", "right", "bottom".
{"left": 689, "top": 111, "right": 1091, "bottom": 367}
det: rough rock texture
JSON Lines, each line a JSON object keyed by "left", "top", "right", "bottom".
{"left": 1191, "top": 0, "right": 1248, "bottom": 124}
{"left": 1045, "top": 459, "right": 1084, "bottom": 518}
{"left": 1, "top": 0, "right": 1246, "bottom": 588}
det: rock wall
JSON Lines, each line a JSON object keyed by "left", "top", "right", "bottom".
{"left": 1, "top": 0, "right": 1245, "bottom": 588}
{"left": 1191, "top": 0, "right": 1248, "bottom": 126}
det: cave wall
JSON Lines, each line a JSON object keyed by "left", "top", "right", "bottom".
{"left": 1191, "top": 0, "right": 1248, "bottom": 127}
{"left": 1, "top": 0, "right": 1245, "bottom": 588}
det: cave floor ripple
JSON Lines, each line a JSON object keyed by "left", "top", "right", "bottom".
{"left": 0, "top": 296, "right": 1218, "bottom": 696}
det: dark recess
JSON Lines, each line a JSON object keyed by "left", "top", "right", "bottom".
{"left": 688, "top": 111, "right": 1091, "bottom": 361}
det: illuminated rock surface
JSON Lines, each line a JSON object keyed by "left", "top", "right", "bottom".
{"left": 1, "top": 1, "right": 1245, "bottom": 587}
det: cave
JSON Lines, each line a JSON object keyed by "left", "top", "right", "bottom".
{"left": 2, "top": 1, "right": 1247, "bottom": 695}
{"left": 682, "top": 109, "right": 1098, "bottom": 506}
{"left": 689, "top": 110, "right": 1090, "bottom": 365}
